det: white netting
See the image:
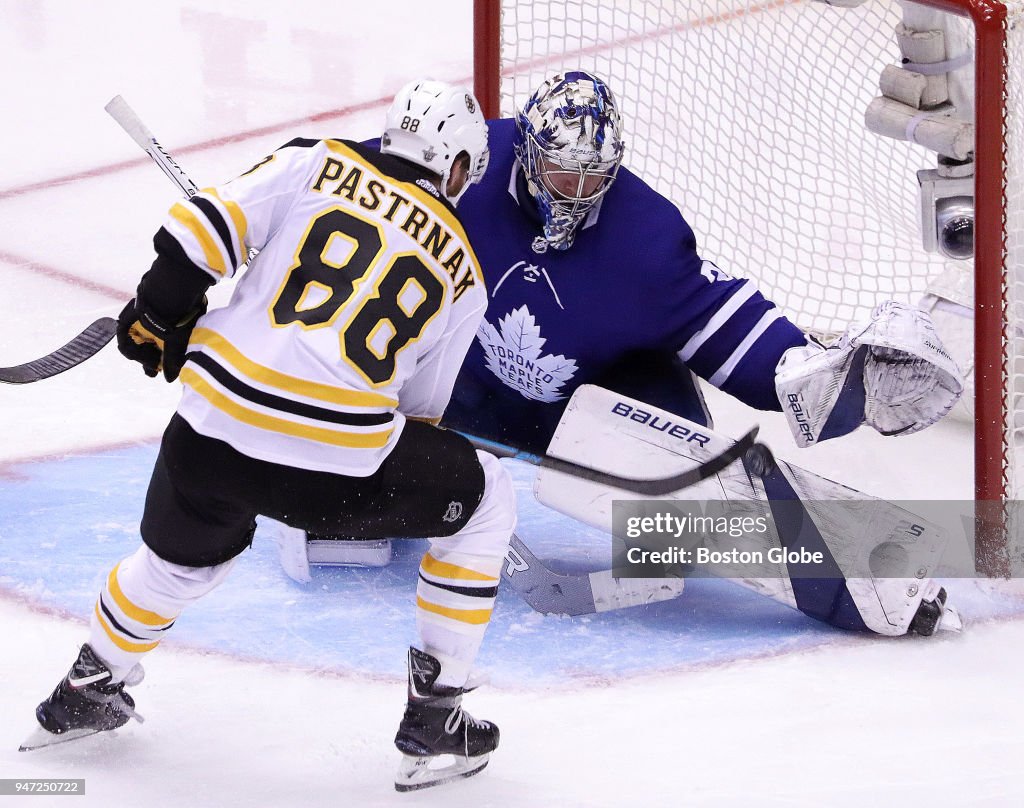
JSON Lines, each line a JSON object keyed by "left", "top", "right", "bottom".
{"left": 499, "top": 0, "right": 953, "bottom": 336}
{"left": 497, "top": 0, "right": 1023, "bottom": 505}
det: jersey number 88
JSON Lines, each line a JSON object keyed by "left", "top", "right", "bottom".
{"left": 270, "top": 207, "right": 444, "bottom": 386}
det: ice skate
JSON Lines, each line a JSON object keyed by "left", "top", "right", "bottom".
{"left": 393, "top": 647, "right": 498, "bottom": 791}
{"left": 908, "top": 586, "right": 963, "bottom": 636}
{"left": 20, "top": 644, "right": 143, "bottom": 751}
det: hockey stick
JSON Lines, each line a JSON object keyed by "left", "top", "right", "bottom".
{"left": 104, "top": 95, "right": 198, "bottom": 198}
{"left": 0, "top": 317, "right": 118, "bottom": 385}
{"left": 1, "top": 97, "right": 196, "bottom": 386}
{"left": 106, "top": 95, "right": 258, "bottom": 265}
{"left": 463, "top": 427, "right": 758, "bottom": 496}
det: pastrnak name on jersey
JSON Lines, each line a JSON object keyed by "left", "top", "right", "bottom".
{"left": 310, "top": 142, "right": 477, "bottom": 302}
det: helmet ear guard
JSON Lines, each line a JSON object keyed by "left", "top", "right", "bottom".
{"left": 382, "top": 79, "right": 490, "bottom": 205}
{"left": 513, "top": 70, "right": 625, "bottom": 251}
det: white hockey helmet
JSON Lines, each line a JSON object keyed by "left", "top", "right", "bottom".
{"left": 514, "top": 71, "right": 625, "bottom": 251}
{"left": 381, "top": 79, "right": 490, "bottom": 205}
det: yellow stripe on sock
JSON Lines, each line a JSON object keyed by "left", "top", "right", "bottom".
{"left": 416, "top": 595, "right": 493, "bottom": 625}
{"left": 107, "top": 564, "right": 175, "bottom": 627}
{"left": 420, "top": 553, "right": 498, "bottom": 583}
{"left": 94, "top": 603, "right": 161, "bottom": 653}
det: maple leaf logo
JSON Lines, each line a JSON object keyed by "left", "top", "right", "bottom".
{"left": 476, "top": 306, "right": 578, "bottom": 402}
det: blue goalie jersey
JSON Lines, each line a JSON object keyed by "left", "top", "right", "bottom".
{"left": 408, "top": 120, "right": 806, "bottom": 452}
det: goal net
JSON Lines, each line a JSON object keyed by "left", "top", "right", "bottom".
{"left": 475, "top": 0, "right": 1024, "bottom": 573}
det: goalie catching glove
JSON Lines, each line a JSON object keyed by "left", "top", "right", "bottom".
{"left": 775, "top": 301, "right": 963, "bottom": 446}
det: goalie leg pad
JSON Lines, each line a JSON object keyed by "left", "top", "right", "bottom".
{"left": 535, "top": 385, "right": 959, "bottom": 637}
{"left": 756, "top": 461, "right": 867, "bottom": 631}
{"left": 264, "top": 519, "right": 312, "bottom": 583}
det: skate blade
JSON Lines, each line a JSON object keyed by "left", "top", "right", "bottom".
{"left": 936, "top": 603, "right": 964, "bottom": 633}
{"left": 394, "top": 752, "right": 490, "bottom": 792}
{"left": 19, "top": 725, "right": 101, "bottom": 752}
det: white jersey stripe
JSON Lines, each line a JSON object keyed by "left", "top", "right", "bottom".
{"left": 708, "top": 309, "right": 783, "bottom": 387}
{"left": 678, "top": 282, "right": 757, "bottom": 361}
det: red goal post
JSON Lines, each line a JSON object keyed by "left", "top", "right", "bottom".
{"left": 473, "top": 0, "right": 1023, "bottom": 574}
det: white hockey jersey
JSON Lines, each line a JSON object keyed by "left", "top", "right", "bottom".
{"left": 164, "top": 138, "right": 485, "bottom": 476}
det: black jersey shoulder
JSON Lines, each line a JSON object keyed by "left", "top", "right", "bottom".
{"left": 278, "top": 137, "right": 321, "bottom": 150}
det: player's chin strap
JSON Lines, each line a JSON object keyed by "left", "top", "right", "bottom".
{"left": 775, "top": 300, "right": 963, "bottom": 446}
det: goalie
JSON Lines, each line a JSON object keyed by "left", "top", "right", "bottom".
{"left": 272, "top": 71, "right": 964, "bottom": 637}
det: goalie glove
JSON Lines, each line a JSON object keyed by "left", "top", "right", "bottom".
{"left": 775, "top": 301, "right": 963, "bottom": 446}
{"left": 860, "top": 302, "right": 963, "bottom": 435}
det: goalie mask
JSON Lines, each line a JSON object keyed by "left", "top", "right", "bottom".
{"left": 514, "top": 71, "right": 625, "bottom": 252}
{"left": 382, "top": 79, "right": 490, "bottom": 205}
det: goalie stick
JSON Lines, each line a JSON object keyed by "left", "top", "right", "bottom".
{"left": 495, "top": 442, "right": 775, "bottom": 616}
{"left": 106, "top": 95, "right": 764, "bottom": 498}
{"left": 0, "top": 318, "right": 117, "bottom": 385}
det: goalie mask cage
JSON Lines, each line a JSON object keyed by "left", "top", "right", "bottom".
{"left": 473, "top": 0, "right": 1024, "bottom": 575}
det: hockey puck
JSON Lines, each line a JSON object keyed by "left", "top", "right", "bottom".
{"left": 744, "top": 443, "right": 776, "bottom": 477}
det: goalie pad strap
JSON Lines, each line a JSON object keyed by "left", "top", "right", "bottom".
{"left": 903, "top": 51, "right": 973, "bottom": 76}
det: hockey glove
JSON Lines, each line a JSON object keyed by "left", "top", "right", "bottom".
{"left": 116, "top": 295, "right": 207, "bottom": 382}
{"left": 775, "top": 301, "right": 963, "bottom": 445}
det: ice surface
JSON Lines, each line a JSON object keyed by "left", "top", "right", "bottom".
{"left": 1, "top": 2, "right": 1021, "bottom": 806}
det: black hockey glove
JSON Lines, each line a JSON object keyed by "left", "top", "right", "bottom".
{"left": 116, "top": 295, "right": 207, "bottom": 382}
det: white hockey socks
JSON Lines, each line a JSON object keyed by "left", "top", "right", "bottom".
{"left": 415, "top": 451, "right": 514, "bottom": 689}
{"left": 89, "top": 545, "right": 236, "bottom": 680}
{"left": 415, "top": 547, "right": 502, "bottom": 689}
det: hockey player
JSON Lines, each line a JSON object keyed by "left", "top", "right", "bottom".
{"left": 279, "top": 71, "right": 962, "bottom": 635}
{"left": 23, "top": 79, "right": 509, "bottom": 792}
